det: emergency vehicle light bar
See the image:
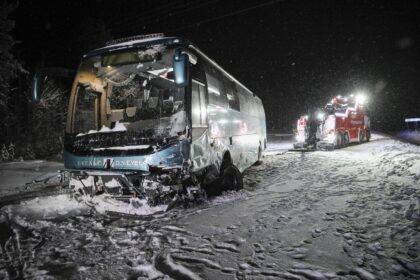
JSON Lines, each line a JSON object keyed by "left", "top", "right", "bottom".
{"left": 405, "top": 118, "right": 420, "bottom": 123}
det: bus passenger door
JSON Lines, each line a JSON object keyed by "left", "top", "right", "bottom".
{"left": 190, "top": 80, "right": 210, "bottom": 171}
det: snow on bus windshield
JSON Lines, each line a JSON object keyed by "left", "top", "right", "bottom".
{"left": 72, "top": 48, "right": 186, "bottom": 138}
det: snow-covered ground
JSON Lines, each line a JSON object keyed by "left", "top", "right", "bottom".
{"left": 1, "top": 134, "right": 420, "bottom": 279}
{"left": 266, "top": 134, "right": 294, "bottom": 154}
{"left": 0, "top": 160, "right": 63, "bottom": 197}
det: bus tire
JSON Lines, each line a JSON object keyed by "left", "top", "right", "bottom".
{"left": 366, "top": 130, "right": 371, "bottom": 142}
{"left": 201, "top": 166, "right": 222, "bottom": 197}
{"left": 222, "top": 165, "right": 243, "bottom": 191}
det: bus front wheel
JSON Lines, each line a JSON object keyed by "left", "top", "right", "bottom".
{"left": 222, "top": 165, "right": 243, "bottom": 191}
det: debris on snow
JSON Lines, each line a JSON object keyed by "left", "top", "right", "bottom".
{"left": 1, "top": 134, "right": 420, "bottom": 279}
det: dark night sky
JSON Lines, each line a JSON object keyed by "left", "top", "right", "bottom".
{"left": 11, "top": 0, "right": 420, "bottom": 131}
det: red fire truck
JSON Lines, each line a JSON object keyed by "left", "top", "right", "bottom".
{"left": 318, "top": 94, "right": 370, "bottom": 149}
{"left": 294, "top": 94, "right": 371, "bottom": 150}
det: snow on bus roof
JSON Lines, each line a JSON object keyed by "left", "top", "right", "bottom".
{"left": 83, "top": 36, "right": 183, "bottom": 58}
{"left": 82, "top": 35, "right": 259, "bottom": 99}
{"left": 105, "top": 37, "right": 165, "bottom": 48}
{"left": 105, "top": 33, "right": 166, "bottom": 46}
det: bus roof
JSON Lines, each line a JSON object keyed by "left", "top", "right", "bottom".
{"left": 83, "top": 35, "right": 257, "bottom": 99}
{"left": 83, "top": 36, "right": 187, "bottom": 58}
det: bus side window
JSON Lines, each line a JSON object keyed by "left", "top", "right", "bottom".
{"left": 191, "top": 61, "right": 205, "bottom": 85}
{"left": 199, "top": 84, "right": 207, "bottom": 125}
{"left": 225, "top": 79, "right": 240, "bottom": 111}
{"left": 238, "top": 88, "right": 250, "bottom": 115}
{"left": 191, "top": 83, "right": 201, "bottom": 127}
{"left": 191, "top": 82, "right": 207, "bottom": 128}
{"left": 205, "top": 65, "right": 227, "bottom": 108}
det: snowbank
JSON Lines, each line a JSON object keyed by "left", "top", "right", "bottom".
{"left": 397, "top": 130, "right": 420, "bottom": 145}
{"left": 5, "top": 194, "right": 89, "bottom": 222}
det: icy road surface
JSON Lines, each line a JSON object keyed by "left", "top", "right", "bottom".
{"left": 1, "top": 134, "right": 420, "bottom": 279}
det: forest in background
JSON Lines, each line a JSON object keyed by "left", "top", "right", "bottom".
{"left": 1, "top": 1, "right": 419, "bottom": 161}
{"left": 0, "top": 2, "right": 111, "bottom": 161}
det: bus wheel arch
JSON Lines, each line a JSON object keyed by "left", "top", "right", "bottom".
{"left": 255, "top": 141, "right": 263, "bottom": 165}
{"left": 219, "top": 151, "right": 233, "bottom": 175}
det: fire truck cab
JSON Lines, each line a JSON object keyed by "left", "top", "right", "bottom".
{"left": 318, "top": 95, "right": 370, "bottom": 149}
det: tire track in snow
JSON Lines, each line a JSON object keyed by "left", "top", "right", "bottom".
{"left": 1, "top": 136, "right": 419, "bottom": 279}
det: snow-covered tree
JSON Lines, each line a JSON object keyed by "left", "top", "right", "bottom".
{"left": 0, "top": 1, "right": 19, "bottom": 95}
{"left": 0, "top": 1, "right": 25, "bottom": 147}
{"left": 32, "top": 79, "right": 69, "bottom": 157}
{"left": 8, "top": 142, "right": 15, "bottom": 160}
{"left": 1, "top": 144, "right": 9, "bottom": 161}
{"left": 24, "top": 144, "right": 35, "bottom": 160}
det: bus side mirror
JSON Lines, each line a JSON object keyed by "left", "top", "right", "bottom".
{"left": 173, "top": 49, "right": 188, "bottom": 87}
{"left": 31, "top": 73, "right": 44, "bottom": 103}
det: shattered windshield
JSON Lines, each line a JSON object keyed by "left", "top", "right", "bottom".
{"left": 72, "top": 46, "right": 186, "bottom": 139}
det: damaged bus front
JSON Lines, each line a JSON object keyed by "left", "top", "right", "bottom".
{"left": 34, "top": 34, "right": 267, "bottom": 210}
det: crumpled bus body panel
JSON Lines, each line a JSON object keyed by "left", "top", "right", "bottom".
{"left": 64, "top": 140, "right": 189, "bottom": 172}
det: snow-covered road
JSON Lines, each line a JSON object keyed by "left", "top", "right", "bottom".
{"left": 1, "top": 134, "right": 420, "bottom": 279}
{"left": 0, "top": 160, "right": 63, "bottom": 197}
